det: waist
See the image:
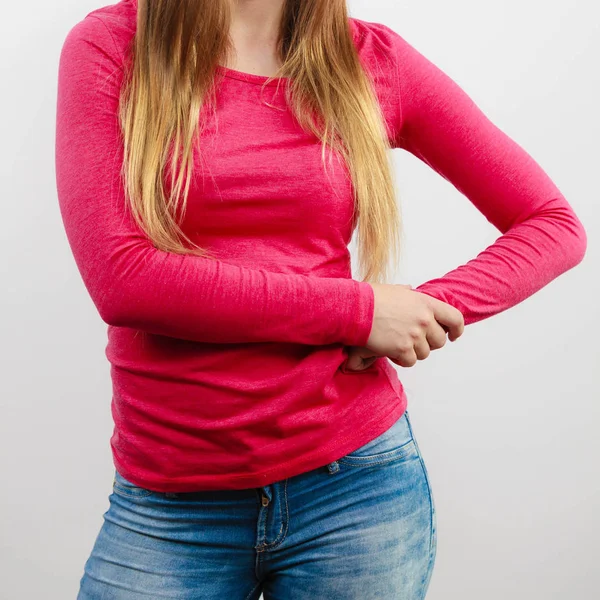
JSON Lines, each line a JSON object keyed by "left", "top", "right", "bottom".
{"left": 106, "top": 326, "right": 404, "bottom": 489}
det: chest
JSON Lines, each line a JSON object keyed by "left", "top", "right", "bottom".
{"left": 178, "top": 81, "right": 354, "bottom": 242}
{"left": 174, "top": 73, "right": 396, "bottom": 273}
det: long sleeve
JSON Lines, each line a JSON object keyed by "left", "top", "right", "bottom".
{"left": 384, "top": 26, "right": 587, "bottom": 325}
{"left": 54, "top": 15, "right": 374, "bottom": 346}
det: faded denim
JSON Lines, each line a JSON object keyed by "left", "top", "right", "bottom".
{"left": 77, "top": 409, "right": 437, "bottom": 599}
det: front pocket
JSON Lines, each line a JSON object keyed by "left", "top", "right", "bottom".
{"left": 336, "top": 411, "right": 417, "bottom": 467}
{"left": 112, "top": 469, "right": 155, "bottom": 498}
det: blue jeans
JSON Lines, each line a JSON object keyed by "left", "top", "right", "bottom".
{"left": 77, "top": 409, "right": 437, "bottom": 599}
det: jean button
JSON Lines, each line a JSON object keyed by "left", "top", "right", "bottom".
{"left": 326, "top": 461, "right": 340, "bottom": 474}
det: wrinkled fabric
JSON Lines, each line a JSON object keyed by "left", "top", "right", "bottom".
{"left": 55, "top": 0, "right": 586, "bottom": 492}
{"left": 78, "top": 410, "right": 437, "bottom": 599}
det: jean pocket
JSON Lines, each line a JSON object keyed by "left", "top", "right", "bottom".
{"left": 112, "top": 468, "right": 155, "bottom": 498}
{"left": 336, "top": 410, "right": 417, "bottom": 467}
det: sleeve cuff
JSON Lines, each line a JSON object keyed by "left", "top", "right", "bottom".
{"left": 342, "top": 280, "right": 375, "bottom": 347}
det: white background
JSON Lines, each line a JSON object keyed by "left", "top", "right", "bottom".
{"left": 1, "top": 0, "right": 598, "bottom": 598}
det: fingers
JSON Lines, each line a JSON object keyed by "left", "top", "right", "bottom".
{"left": 413, "top": 337, "right": 431, "bottom": 361}
{"left": 349, "top": 324, "right": 444, "bottom": 370}
{"left": 448, "top": 318, "right": 465, "bottom": 342}
{"left": 346, "top": 285, "right": 463, "bottom": 371}
{"left": 420, "top": 294, "right": 465, "bottom": 341}
{"left": 426, "top": 320, "right": 448, "bottom": 350}
{"left": 344, "top": 348, "right": 379, "bottom": 371}
{"left": 389, "top": 350, "right": 417, "bottom": 368}
{"left": 391, "top": 319, "right": 449, "bottom": 367}
{"left": 361, "top": 356, "right": 378, "bottom": 369}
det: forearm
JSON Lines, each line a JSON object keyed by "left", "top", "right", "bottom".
{"left": 414, "top": 197, "right": 587, "bottom": 325}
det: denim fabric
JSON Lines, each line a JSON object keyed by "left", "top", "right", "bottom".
{"left": 77, "top": 409, "right": 437, "bottom": 599}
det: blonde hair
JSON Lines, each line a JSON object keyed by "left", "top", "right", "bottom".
{"left": 119, "top": 0, "right": 401, "bottom": 284}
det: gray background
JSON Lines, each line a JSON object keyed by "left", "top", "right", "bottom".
{"left": 2, "top": 0, "right": 598, "bottom": 598}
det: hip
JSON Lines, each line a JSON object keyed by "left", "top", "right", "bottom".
{"left": 79, "top": 409, "right": 437, "bottom": 599}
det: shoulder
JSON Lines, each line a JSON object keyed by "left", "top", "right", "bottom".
{"left": 349, "top": 17, "right": 434, "bottom": 83}
{"left": 348, "top": 17, "right": 410, "bottom": 65}
{"left": 58, "top": 0, "right": 136, "bottom": 69}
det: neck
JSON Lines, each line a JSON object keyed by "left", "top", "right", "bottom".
{"left": 131, "top": 0, "right": 286, "bottom": 44}
{"left": 229, "top": 0, "right": 286, "bottom": 44}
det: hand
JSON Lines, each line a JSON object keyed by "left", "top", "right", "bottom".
{"left": 344, "top": 283, "right": 464, "bottom": 370}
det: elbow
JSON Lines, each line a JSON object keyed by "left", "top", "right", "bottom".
{"left": 98, "top": 307, "right": 127, "bottom": 329}
{"left": 539, "top": 198, "right": 588, "bottom": 270}
{"left": 567, "top": 213, "right": 588, "bottom": 269}
{"left": 96, "top": 295, "right": 126, "bottom": 329}
{"left": 92, "top": 246, "right": 155, "bottom": 329}
{"left": 95, "top": 283, "right": 137, "bottom": 329}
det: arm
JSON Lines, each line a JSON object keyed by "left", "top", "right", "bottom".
{"left": 54, "top": 16, "right": 374, "bottom": 346}
{"left": 384, "top": 26, "right": 587, "bottom": 325}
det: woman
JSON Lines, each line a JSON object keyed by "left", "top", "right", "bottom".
{"left": 55, "top": 0, "right": 587, "bottom": 598}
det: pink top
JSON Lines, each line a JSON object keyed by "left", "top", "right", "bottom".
{"left": 55, "top": 0, "right": 587, "bottom": 492}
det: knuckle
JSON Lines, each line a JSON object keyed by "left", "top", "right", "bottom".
{"left": 408, "top": 327, "right": 423, "bottom": 340}
{"left": 417, "top": 312, "right": 433, "bottom": 328}
{"left": 397, "top": 339, "right": 413, "bottom": 354}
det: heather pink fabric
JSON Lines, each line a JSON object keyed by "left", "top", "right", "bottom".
{"left": 55, "top": 0, "right": 586, "bottom": 492}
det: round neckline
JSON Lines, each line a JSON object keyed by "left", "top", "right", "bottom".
{"left": 215, "top": 64, "right": 289, "bottom": 86}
